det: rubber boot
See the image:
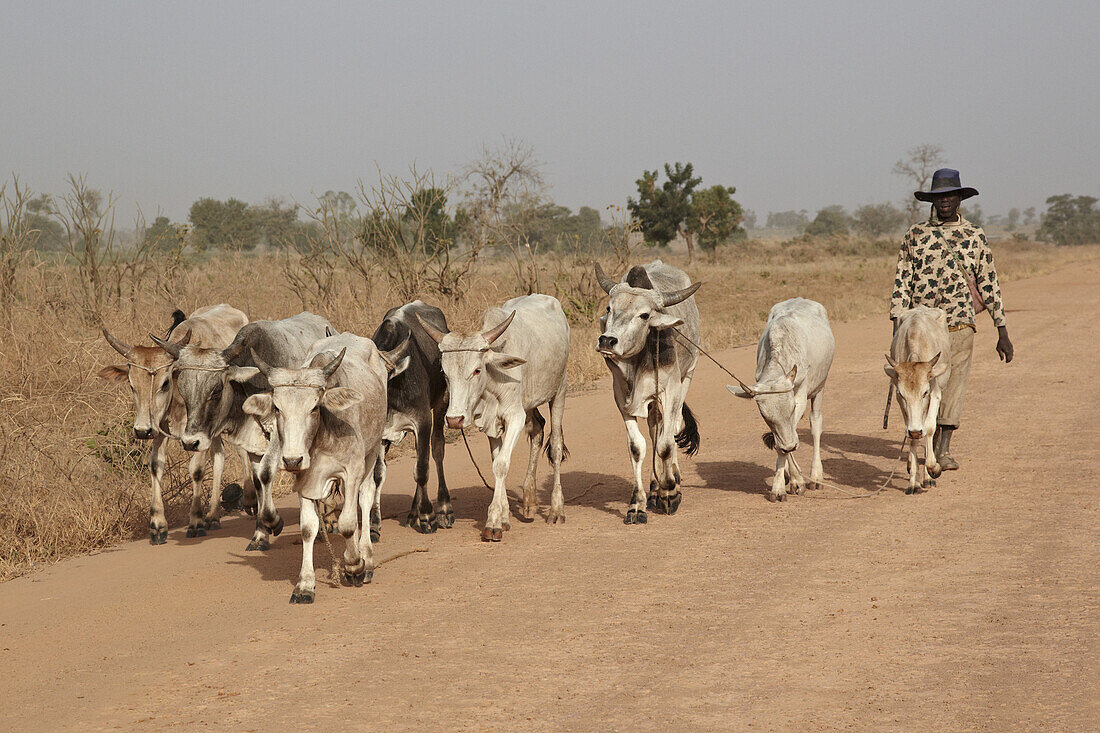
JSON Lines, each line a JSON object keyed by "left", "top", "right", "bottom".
{"left": 938, "top": 426, "right": 959, "bottom": 471}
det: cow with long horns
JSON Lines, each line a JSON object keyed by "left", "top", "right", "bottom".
{"left": 99, "top": 304, "right": 248, "bottom": 543}
{"left": 418, "top": 294, "right": 570, "bottom": 541}
{"left": 595, "top": 260, "right": 701, "bottom": 525}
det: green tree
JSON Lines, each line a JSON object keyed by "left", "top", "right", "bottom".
{"left": 687, "top": 185, "right": 743, "bottom": 254}
{"left": 628, "top": 162, "right": 701, "bottom": 261}
{"left": 1023, "top": 207, "right": 1036, "bottom": 227}
{"left": 852, "top": 202, "right": 906, "bottom": 239}
{"left": 765, "top": 210, "right": 809, "bottom": 231}
{"left": 253, "top": 198, "right": 299, "bottom": 248}
{"left": 1036, "top": 194, "right": 1100, "bottom": 245}
{"left": 188, "top": 197, "right": 260, "bottom": 250}
{"left": 805, "top": 205, "right": 849, "bottom": 237}
{"left": 24, "top": 194, "right": 66, "bottom": 251}
{"left": 1006, "top": 208, "right": 1020, "bottom": 230}
{"left": 142, "top": 215, "right": 183, "bottom": 250}
{"left": 402, "top": 187, "right": 453, "bottom": 254}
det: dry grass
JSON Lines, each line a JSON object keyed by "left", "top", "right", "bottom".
{"left": 1, "top": 238, "right": 1096, "bottom": 580}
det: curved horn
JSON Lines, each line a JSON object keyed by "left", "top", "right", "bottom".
{"left": 481, "top": 311, "right": 515, "bottom": 345}
{"left": 415, "top": 313, "right": 446, "bottom": 344}
{"left": 249, "top": 348, "right": 273, "bottom": 377}
{"left": 322, "top": 347, "right": 347, "bottom": 379}
{"left": 594, "top": 262, "right": 617, "bottom": 294}
{"left": 659, "top": 282, "right": 702, "bottom": 308}
{"left": 222, "top": 339, "right": 246, "bottom": 363}
{"left": 102, "top": 328, "right": 131, "bottom": 356}
{"left": 149, "top": 333, "right": 182, "bottom": 359}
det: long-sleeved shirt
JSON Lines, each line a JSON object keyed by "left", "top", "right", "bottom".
{"left": 890, "top": 214, "right": 1007, "bottom": 330}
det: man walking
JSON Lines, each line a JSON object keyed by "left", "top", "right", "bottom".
{"left": 890, "top": 168, "right": 1014, "bottom": 469}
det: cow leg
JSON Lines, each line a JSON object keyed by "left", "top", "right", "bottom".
{"left": 245, "top": 448, "right": 283, "bottom": 551}
{"left": 349, "top": 463, "right": 378, "bottom": 585}
{"left": 652, "top": 394, "right": 683, "bottom": 515}
{"left": 520, "top": 408, "right": 545, "bottom": 521}
{"left": 924, "top": 390, "right": 943, "bottom": 485}
{"left": 546, "top": 382, "right": 567, "bottom": 525}
{"left": 203, "top": 436, "right": 225, "bottom": 530}
{"left": 483, "top": 414, "right": 522, "bottom": 542}
{"left": 290, "top": 496, "right": 319, "bottom": 604}
{"left": 371, "top": 454, "right": 384, "bottom": 542}
{"left": 239, "top": 445, "right": 258, "bottom": 516}
{"left": 807, "top": 393, "right": 825, "bottom": 490}
{"left": 769, "top": 451, "right": 789, "bottom": 502}
{"left": 905, "top": 439, "right": 921, "bottom": 495}
{"left": 185, "top": 450, "right": 208, "bottom": 538}
{"left": 406, "top": 419, "right": 436, "bottom": 534}
{"left": 148, "top": 433, "right": 169, "bottom": 545}
{"left": 623, "top": 418, "right": 648, "bottom": 525}
{"left": 431, "top": 405, "right": 453, "bottom": 529}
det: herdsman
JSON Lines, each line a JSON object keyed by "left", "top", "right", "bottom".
{"left": 890, "top": 168, "right": 1014, "bottom": 469}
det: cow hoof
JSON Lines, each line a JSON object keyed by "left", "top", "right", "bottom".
{"left": 546, "top": 511, "right": 565, "bottom": 525}
{"left": 185, "top": 526, "right": 206, "bottom": 538}
{"left": 521, "top": 503, "right": 537, "bottom": 521}
{"left": 646, "top": 480, "right": 658, "bottom": 510}
{"left": 407, "top": 513, "right": 436, "bottom": 535}
{"left": 149, "top": 528, "right": 168, "bottom": 545}
{"left": 922, "top": 478, "right": 936, "bottom": 489}
{"left": 369, "top": 527, "right": 381, "bottom": 543}
{"left": 905, "top": 486, "right": 923, "bottom": 495}
{"left": 434, "top": 508, "right": 455, "bottom": 529}
{"left": 219, "top": 483, "right": 243, "bottom": 512}
{"left": 204, "top": 518, "right": 221, "bottom": 531}
{"left": 806, "top": 481, "right": 820, "bottom": 491}
{"left": 790, "top": 483, "right": 805, "bottom": 496}
{"left": 654, "top": 490, "right": 681, "bottom": 515}
{"left": 245, "top": 538, "right": 270, "bottom": 552}
{"left": 767, "top": 491, "right": 785, "bottom": 502}
{"left": 623, "top": 509, "right": 648, "bottom": 525}
{"left": 289, "top": 589, "right": 315, "bottom": 604}
{"left": 927, "top": 465, "right": 942, "bottom": 479}
{"left": 324, "top": 522, "right": 338, "bottom": 535}
{"left": 344, "top": 570, "right": 368, "bottom": 587}
{"left": 481, "top": 527, "right": 503, "bottom": 542}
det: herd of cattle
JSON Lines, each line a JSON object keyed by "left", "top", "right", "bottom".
{"left": 99, "top": 259, "right": 951, "bottom": 602}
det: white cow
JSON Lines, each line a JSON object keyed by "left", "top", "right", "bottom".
{"left": 884, "top": 305, "right": 951, "bottom": 494}
{"left": 418, "top": 294, "right": 570, "bottom": 541}
{"left": 242, "top": 332, "right": 409, "bottom": 603}
{"left": 727, "top": 298, "right": 835, "bottom": 502}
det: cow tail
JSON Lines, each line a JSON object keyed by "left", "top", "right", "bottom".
{"left": 675, "top": 402, "right": 701, "bottom": 456}
{"left": 164, "top": 309, "right": 187, "bottom": 338}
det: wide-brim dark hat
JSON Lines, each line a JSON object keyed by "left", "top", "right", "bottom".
{"left": 914, "top": 168, "right": 979, "bottom": 202}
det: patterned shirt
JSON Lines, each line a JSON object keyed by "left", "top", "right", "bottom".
{"left": 890, "top": 214, "right": 1007, "bottom": 330}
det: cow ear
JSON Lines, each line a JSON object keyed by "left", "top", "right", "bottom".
{"left": 786, "top": 364, "right": 798, "bottom": 382}
{"left": 322, "top": 387, "right": 363, "bottom": 412}
{"left": 490, "top": 353, "right": 526, "bottom": 370}
{"left": 726, "top": 384, "right": 754, "bottom": 399}
{"left": 883, "top": 363, "right": 898, "bottom": 380}
{"left": 242, "top": 393, "right": 273, "bottom": 418}
{"left": 98, "top": 365, "right": 129, "bottom": 383}
{"left": 648, "top": 313, "right": 684, "bottom": 330}
{"left": 386, "top": 354, "right": 411, "bottom": 379}
{"left": 228, "top": 366, "right": 261, "bottom": 384}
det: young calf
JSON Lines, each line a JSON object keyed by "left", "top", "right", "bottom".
{"left": 727, "top": 298, "right": 834, "bottom": 502}
{"left": 99, "top": 304, "right": 248, "bottom": 543}
{"left": 885, "top": 305, "right": 951, "bottom": 494}
{"left": 419, "top": 294, "right": 569, "bottom": 541}
{"left": 242, "top": 333, "right": 408, "bottom": 603}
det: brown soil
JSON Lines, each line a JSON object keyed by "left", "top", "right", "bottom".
{"left": 1, "top": 263, "right": 1096, "bottom": 731}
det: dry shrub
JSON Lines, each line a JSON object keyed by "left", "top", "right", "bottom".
{"left": 1, "top": 234, "right": 1095, "bottom": 580}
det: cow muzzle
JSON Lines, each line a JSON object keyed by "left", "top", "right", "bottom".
{"left": 133, "top": 427, "right": 153, "bottom": 440}
{"left": 907, "top": 429, "right": 924, "bottom": 440}
{"left": 181, "top": 438, "right": 201, "bottom": 452}
{"left": 446, "top": 416, "right": 465, "bottom": 429}
{"left": 596, "top": 335, "right": 618, "bottom": 355}
{"left": 282, "top": 455, "right": 304, "bottom": 471}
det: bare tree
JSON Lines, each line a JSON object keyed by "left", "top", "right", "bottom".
{"left": 892, "top": 144, "right": 946, "bottom": 223}
{"left": 0, "top": 176, "right": 41, "bottom": 330}
{"left": 280, "top": 194, "right": 345, "bottom": 312}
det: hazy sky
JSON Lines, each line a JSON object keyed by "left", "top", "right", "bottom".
{"left": 2, "top": 1, "right": 1097, "bottom": 224}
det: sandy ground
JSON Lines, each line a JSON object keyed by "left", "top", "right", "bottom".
{"left": 1, "top": 263, "right": 1097, "bottom": 732}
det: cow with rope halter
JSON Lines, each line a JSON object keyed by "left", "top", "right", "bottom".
{"left": 153, "top": 311, "right": 332, "bottom": 552}
{"left": 727, "top": 298, "right": 835, "bottom": 502}
{"left": 240, "top": 332, "right": 409, "bottom": 603}
{"left": 594, "top": 260, "right": 701, "bottom": 525}
{"left": 98, "top": 304, "right": 248, "bottom": 543}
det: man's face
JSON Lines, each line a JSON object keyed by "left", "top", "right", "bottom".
{"left": 932, "top": 193, "right": 961, "bottom": 221}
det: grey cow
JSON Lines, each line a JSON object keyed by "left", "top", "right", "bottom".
{"left": 727, "top": 298, "right": 835, "bottom": 502}
{"left": 153, "top": 312, "right": 332, "bottom": 551}
{"left": 419, "top": 294, "right": 569, "bottom": 541}
{"left": 100, "top": 304, "right": 249, "bottom": 543}
{"left": 595, "top": 260, "right": 701, "bottom": 525}
{"left": 242, "top": 332, "right": 409, "bottom": 603}
{"left": 371, "top": 301, "right": 453, "bottom": 535}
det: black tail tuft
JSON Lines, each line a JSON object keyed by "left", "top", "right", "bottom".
{"left": 164, "top": 309, "right": 186, "bottom": 338}
{"left": 675, "top": 403, "right": 701, "bottom": 456}
{"left": 761, "top": 432, "right": 776, "bottom": 450}
{"left": 545, "top": 437, "right": 570, "bottom": 464}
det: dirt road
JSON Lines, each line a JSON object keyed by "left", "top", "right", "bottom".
{"left": 1, "top": 263, "right": 1096, "bottom": 731}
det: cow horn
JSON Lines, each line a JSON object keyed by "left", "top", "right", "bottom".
{"left": 170, "top": 327, "right": 192, "bottom": 349}
{"left": 150, "top": 333, "right": 182, "bottom": 359}
{"left": 249, "top": 348, "right": 273, "bottom": 377}
{"left": 659, "top": 282, "right": 702, "bottom": 308}
{"left": 415, "top": 313, "right": 446, "bottom": 344}
{"left": 381, "top": 335, "right": 410, "bottom": 371}
{"left": 102, "top": 328, "right": 131, "bottom": 356}
{"left": 322, "top": 347, "right": 347, "bottom": 379}
{"left": 594, "top": 262, "right": 618, "bottom": 294}
{"left": 481, "top": 311, "right": 515, "bottom": 345}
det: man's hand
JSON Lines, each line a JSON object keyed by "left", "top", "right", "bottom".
{"left": 996, "top": 326, "right": 1014, "bottom": 363}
